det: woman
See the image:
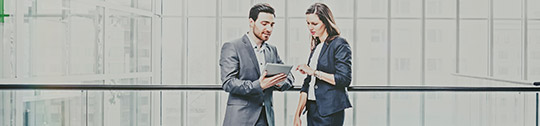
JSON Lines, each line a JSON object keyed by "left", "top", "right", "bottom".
{"left": 293, "top": 3, "right": 352, "bottom": 126}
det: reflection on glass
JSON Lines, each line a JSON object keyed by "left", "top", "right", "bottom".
{"left": 137, "top": 16, "right": 152, "bottom": 73}
{"left": 23, "top": 91, "right": 84, "bottom": 126}
{"left": 26, "top": 0, "right": 67, "bottom": 77}
{"left": 356, "top": 19, "right": 388, "bottom": 85}
{"left": 106, "top": 10, "right": 152, "bottom": 74}
{"left": 357, "top": 0, "right": 388, "bottom": 18}
{"left": 162, "top": 91, "right": 184, "bottom": 125}
{"left": 425, "top": 20, "right": 456, "bottom": 85}
{"left": 187, "top": 92, "right": 216, "bottom": 126}
{"left": 103, "top": 78, "right": 151, "bottom": 126}
{"left": 391, "top": 0, "right": 422, "bottom": 18}
{"left": 493, "top": 20, "right": 522, "bottom": 80}
{"left": 391, "top": 20, "right": 422, "bottom": 85}
{"left": 425, "top": 0, "right": 456, "bottom": 18}
{"left": 70, "top": 3, "right": 104, "bottom": 75}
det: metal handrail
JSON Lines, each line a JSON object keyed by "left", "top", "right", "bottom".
{"left": 1, "top": 84, "right": 540, "bottom": 92}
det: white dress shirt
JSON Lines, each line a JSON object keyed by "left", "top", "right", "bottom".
{"left": 308, "top": 43, "right": 323, "bottom": 101}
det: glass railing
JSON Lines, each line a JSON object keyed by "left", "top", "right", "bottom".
{"left": 1, "top": 84, "right": 540, "bottom": 126}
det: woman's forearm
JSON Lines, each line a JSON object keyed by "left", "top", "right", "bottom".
{"left": 314, "top": 70, "right": 335, "bottom": 85}
{"left": 295, "top": 92, "right": 308, "bottom": 117}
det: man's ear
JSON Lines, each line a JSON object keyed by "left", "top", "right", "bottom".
{"left": 249, "top": 18, "right": 255, "bottom": 28}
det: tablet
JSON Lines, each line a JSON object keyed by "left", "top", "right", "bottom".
{"left": 263, "top": 63, "right": 293, "bottom": 77}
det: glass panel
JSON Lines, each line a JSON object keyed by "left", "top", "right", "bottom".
{"left": 493, "top": 0, "right": 522, "bottom": 18}
{"left": 425, "top": 20, "right": 456, "bottom": 86}
{"left": 221, "top": 0, "right": 251, "bottom": 17}
{"left": 321, "top": 0, "right": 354, "bottom": 18}
{"left": 287, "top": 0, "right": 314, "bottom": 18}
{"left": 356, "top": 19, "right": 388, "bottom": 85}
{"left": 186, "top": 17, "right": 217, "bottom": 84}
{"left": 391, "top": 0, "right": 422, "bottom": 18}
{"left": 24, "top": 91, "right": 85, "bottom": 126}
{"left": 424, "top": 92, "right": 457, "bottom": 126}
{"left": 106, "top": 10, "right": 136, "bottom": 74}
{"left": 69, "top": 3, "right": 104, "bottom": 75}
{"left": 529, "top": 21, "right": 540, "bottom": 80}
{"left": 162, "top": 91, "right": 183, "bottom": 125}
{"left": 0, "top": 0, "right": 16, "bottom": 79}
{"left": 187, "top": 0, "right": 216, "bottom": 17}
{"left": 103, "top": 78, "right": 152, "bottom": 126}
{"left": 186, "top": 92, "right": 217, "bottom": 126}
{"left": 390, "top": 20, "right": 423, "bottom": 126}
{"left": 357, "top": 0, "right": 388, "bottom": 18}
{"left": 425, "top": 0, "right": 456, "bottom": 18}
{"left": 460, "top": 0, "right": 489, "bottom": 18}
{"left": 27, "top": 0, "right": 67, "bottom": 77}
{"left": 0, "top": 89, "right": 539, "bottom": 126}
{"left": 136, "top": 16, "right": 152, "bottom": 73}
{"left": 391, "top": 20, "right": 422, "bottom": 85}
{"left": 390, "top": 92, "right": 422, "bottom": 126}
{"left": 529, "top": 0, "right": 540, "bottom": 19}
{"left": 108, "top": 0, "right": 132, "bottom": 8}
{"left": 221, "top": 18, "right": 248, "bottom": 44}
{"left": 493, "top": 20, "right": 522, "bottom": 80}
{"left": 355, "top": 92, "right": 388, "bottom": 126}
{"left": 270, "top": 18, "right": 286, "bottom": 59}
{"left": 162, "top": 0, "right": 182, "bottom": 16}
{"left": 162, "top": 18, "right": 183, "bottom": 84}
{"left": 137, "top": 0, "right": 152, "bottom": 11}
{"left": 459, "top": 20, "right": 489, "bottom": 76}
{"left": 287, "top": 18, "right": 311, "bottom": 85}
{"left": 336, "top": 19, "right": 354, "bottom": 49}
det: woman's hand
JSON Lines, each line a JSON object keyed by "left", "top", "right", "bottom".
{"left": 296, "top": 64, "right": 315, "bottom": 76}
{"left": 293, "top": 116, "right": 302, "bottom": 126}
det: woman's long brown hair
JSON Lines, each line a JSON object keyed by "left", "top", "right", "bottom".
{"left": 306, "top": 3, "right": 341, "bottom": 51}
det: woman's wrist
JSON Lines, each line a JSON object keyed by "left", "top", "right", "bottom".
{"left": 313, "top": 70, "right": 321, "bottom": 78}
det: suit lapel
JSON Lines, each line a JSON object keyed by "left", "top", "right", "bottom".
{"left": 242, "top": 35, "right": 261, "bottom": 77}
{"left": 264, "top": 46, "right": 272, "bottom": 63}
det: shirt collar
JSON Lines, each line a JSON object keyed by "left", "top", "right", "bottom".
{"left": 246, "top": 33, "right": 267, "bottom": 50}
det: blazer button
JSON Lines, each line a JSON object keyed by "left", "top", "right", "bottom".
{"left": 314, "top": 85, "right": 318, "bottom": 89}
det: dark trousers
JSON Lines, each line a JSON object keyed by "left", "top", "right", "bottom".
{"left": 306, "top": 100, "right": 345, "bottom": 126}
{"left": 255, "top": 107, "right": 268, "bottom": 126}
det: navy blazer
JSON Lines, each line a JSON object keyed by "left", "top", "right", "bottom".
{"left": 300, "top": 36, "right": 352, "bottom": 116}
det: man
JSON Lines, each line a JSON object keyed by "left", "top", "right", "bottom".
{"left": 220, "top": 3, "right": 294, "bottom": 126}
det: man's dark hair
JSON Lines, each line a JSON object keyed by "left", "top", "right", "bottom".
{"left": 249, "top": 3, "right": 275, "bottom": 21}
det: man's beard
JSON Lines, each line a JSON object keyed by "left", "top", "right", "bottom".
{"left": 254, "top": 29, "right": 269, "bottom": 42}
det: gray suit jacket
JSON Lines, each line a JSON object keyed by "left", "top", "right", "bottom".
{"left": 220, "top": 34, "right": 294, "bottom": 126}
